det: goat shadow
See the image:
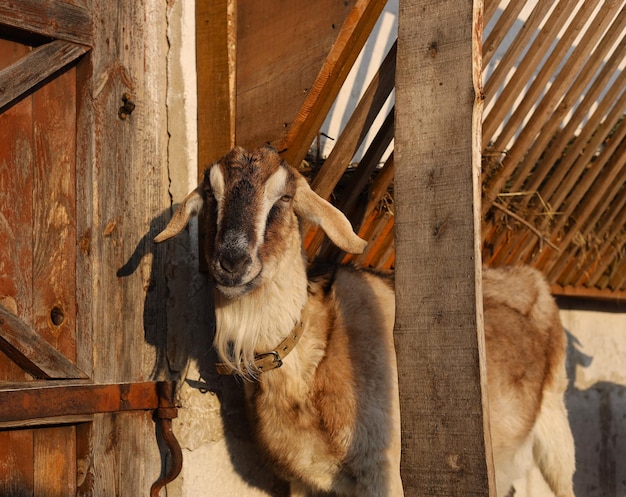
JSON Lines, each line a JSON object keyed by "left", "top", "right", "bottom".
{"left": 117, "top": 207, "right": 289, "bottom": 496}
{"left": 560, "top": 297, "right": 626, "bottom": 497}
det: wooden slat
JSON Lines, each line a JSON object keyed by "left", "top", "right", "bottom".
{"left": 607, "top": 257, "right": 626, "bottom": 291}
{"left": 0, "top": 305, "right": 87, "bottom": 379}
{"left": 500, "top": 101, "right": 626, "bottom": 270}
{"left": 576, "top": 190, "right": 626, "bottom": 286}
{"left": 484, "top": 50, "right": 626, "bottom": 267}
{"left": 0, "top": 39, "right": 89, "bottom": 111}
{"left": 551, "top": 283, "right": 626, "bottom": 301}
{"left": 279, "top": 0, "right": 388, "bottom": 168}
{"left": 483, "top": 0, "right": 501, "bottom": 27}
{"left": 34, "top": 426, "right": 76, "bottom": 497}
{"left": 32, "top": 65, "right": 78, "bottom": 361}
{"left": 363, "top": 151, "right": 394, "bottom": 221}
{"left": 339, "top": 108, "right": 395, "bottom": 220}
{"left": 483, "top": 0, "right": 619, "bottom": 214}
{"left": 0, "top": 0, "right": 92, "bottom": 45}
{"left": 395, "top": 1, "right": 493, "bottom": 495}
{"left": 310, "top": 41, "right": 396, "bottom": 198}
{"left": 357, "top": 212, "right": 394, "bottom": 267}
{"left": 482, "top": 0, "right": 526, "bottom": 67}
{"left": 308, "top": 107, "right": 394, "bottom": 259}
{"left": 520, "top": 33, "right": 626, "bottom": 198}
{"left": 508, "top": 7, "right": 626, "bottom": 195}
{"left": 482, "top": 0, "right": 555, "bottom": 115}
{"left": 484, "top": 0, "right": 585, "bottom": 144}
{"left": 543, "top": 129, "right": 626, "bottom": 278}
{"left": 0, "top": 39, "right": 33, "bottom": 383}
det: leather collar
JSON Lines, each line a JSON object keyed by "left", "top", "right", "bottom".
{"left": 215, "top": 315, "right": 305, "bottom": 376}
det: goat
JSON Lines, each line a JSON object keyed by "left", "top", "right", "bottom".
{"left": 155, "top": 145, "right": 576, "bottom": 497}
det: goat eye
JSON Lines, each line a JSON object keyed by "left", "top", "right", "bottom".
{"left": 280, "top": 195, "right": 292, "bottom": 203}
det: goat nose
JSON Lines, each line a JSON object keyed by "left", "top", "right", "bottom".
{"left": 218, "top": 250, "right": 251, "bottom": 274}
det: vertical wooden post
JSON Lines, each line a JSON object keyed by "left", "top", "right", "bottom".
{"left": 196, "top": 0, "right": 235, "bottom": 176}
{"left": 394, "top": 0, "right": 494, "bottom": 495}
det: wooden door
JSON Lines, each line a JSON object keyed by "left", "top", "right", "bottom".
{"left": 0, "top": 14, "right": 88, "bottom": 494}
{"left": 0, "top": 2, "right": 177, "bottom": 496}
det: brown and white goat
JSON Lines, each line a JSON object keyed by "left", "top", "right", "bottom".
{"left": 155, "top": 146, "right": 576, "bottom": 497}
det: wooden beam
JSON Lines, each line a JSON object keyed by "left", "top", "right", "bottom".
{"left": 394, "top": 0, "right": 494, "bottom": 495}
{"left": 0, "top": 381, "right": 167, "bottom": 423}
{"left": 0, "top": 0, "right": 92, "bottom": 46}
{"left": 310, "top": 41, "right": 396, "bottom": 198}
{"left": 278, "top": 0, "right": 388, "bottom": 168}
{"left": 0, "top": 40, "right": 89, "bottom": 111}
{"left": 0, "top": 305, "right": 87, "bottom": 380}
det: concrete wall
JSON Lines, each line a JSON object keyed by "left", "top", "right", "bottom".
{"left": 162, "top": 1, "right": 626, "bottom": 496}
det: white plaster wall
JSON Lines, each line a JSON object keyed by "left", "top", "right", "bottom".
{"left": 510, "top": 301, "right": 626, "bottom": 497}
{"left": 164, "top": 1, "right": 285, "bottom": 496}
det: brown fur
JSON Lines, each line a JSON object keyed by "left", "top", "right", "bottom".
{"left": 155, "top": 146, "right": 575, "bottom": 497}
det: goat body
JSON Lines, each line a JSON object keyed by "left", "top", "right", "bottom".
{"left": 155, "top": 146, "right": 575, "bottom": 497}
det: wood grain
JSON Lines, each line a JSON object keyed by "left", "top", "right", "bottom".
{"left": 394, "top": 0, "right": 493, "bottom": 494}
{"left": 0, "top": 0, "right": 92, "bottom": 45}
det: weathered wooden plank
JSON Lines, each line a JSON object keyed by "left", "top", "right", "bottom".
{"left": 0, "top": 414, "right": 92, "bottom": 430}
{"left": 0, "top": 40, "right": 89, "bottom": 111}
{"left": 0, "top": 430, "right": 34, "bottom": 497}
{"left": 32, "top": 66, "right": 78, "bottom": 361}
{"left": 0, "top": 38, "right": 34, "bottom": 383}
{"left": 0, "top": 0, "right": 92, "bottom": 45}
{"left": 395, "top": 0, "right": 493, "bottom": 495}
{"left": 236, "top": 0, "right": 358, "bottom": 150}
{"left": 278, "top": 0, "right": 387, "bottom": 168}
{"left": 0, "top": 304, "right": 86, "bottom": 379}
{"left": 84, "top": 0, "right": 170, "bottom": 494}
{"left": 196, "top": 0, "right": 234, "bottom": 172}
{"left": 34, "top": 425, "right": 77, "bottom": 497}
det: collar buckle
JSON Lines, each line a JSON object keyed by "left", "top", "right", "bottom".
{"left": 255, "top": 351, "right": 283, "bottom": 371}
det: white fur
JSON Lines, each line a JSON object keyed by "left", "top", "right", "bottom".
{"left": 155, "top": 148, "right": 575, "bottom": 497}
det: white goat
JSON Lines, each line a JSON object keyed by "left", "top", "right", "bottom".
{"left": 155, "top": 146, "right": 576, "bottom": 497}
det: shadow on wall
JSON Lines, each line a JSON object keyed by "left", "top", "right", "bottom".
{"left": 565, "top": 328, "right": 626, "bottom": 497}
{"left": 117, "top": 207, "right": 289, "bottom": 496}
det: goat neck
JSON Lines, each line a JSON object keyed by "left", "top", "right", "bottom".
{"left": 212, "top": 224, "right": 308, "bottom": 377}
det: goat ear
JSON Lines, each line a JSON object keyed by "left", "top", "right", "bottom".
{"left": 293, "top": 175, "right": 367, "bottom": 254}
{"left": 154, "top": 188, "right": 204, "bottom": 243}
